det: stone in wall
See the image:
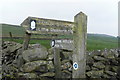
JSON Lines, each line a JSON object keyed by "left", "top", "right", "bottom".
{"left": 20, "top": 60, "right": 47, "bottom": 72}
{"left": 22, "top": 47, "right": 48, "bottom": 62}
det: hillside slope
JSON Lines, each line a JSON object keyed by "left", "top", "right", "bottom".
{"left": 87, "top": 34, "right": 117, "bottom": 51}
{"left": 1, "top": 24, "right": 25, "bottom": 37}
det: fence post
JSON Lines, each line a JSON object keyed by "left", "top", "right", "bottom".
{"left": 53, "top": 48, "right": 61, "bottom": 78}
{"left": 23, "top": 32, "right": 31, "bottom": 50}
{"left": 9, "top": 32, "right": 13, "bottom": 41}
{"left": 72, "top": 12, "right": 87, "bottom": 78}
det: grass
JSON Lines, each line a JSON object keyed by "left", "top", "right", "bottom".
{"left": 87, "top": 39, "right": 117, "bottom": 51}
{"left": 3, "top": 37, "right": 118, "bottom": 51}
{"left": 2, "top": 24, "right": 25, "bottom": 37}
{"left": 87, "top": 34, "right": 118, "bottom": 51}
{"left": 1, "top": 23, "right": 118, "bottom": 51}
{"left": 3, "top": 38, "right": 51, "bottom": 49}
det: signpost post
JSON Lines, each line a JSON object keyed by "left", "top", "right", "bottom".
{"left": 72, "top": 12, "right": 87, "bottom": 78}
{"left": 53, "top": 48, "right": 61, "bottom": 78}
{"left": 23, "top": 32, "right": 31, "bottom": 50}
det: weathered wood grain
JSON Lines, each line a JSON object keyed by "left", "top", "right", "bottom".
{"left": 23, "top": 32, "right": 31, "bottom": 50}
{"left": 54, "top": 48, "right": 61, "bottom": 78}
{"left": 21, "top": 17, "right": 74, "bottom": 35}
{"left": 72, "top": 12, "right": 87, "bottom": 78}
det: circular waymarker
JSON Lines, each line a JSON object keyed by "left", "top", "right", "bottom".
{"left": 51, "top": 40, "right": 55, "bottom": 47}
{"left": 73, "top": 62, "right": 78, "bottom": 70}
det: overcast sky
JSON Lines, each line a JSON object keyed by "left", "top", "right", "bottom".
{"left": 0, "top": 0, "right": 119, "bottom": 36}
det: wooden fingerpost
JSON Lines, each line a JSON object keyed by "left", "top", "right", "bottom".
{"left": 53, "top": 48, "right": 61, "bottom": 79}
{"left": 72, "top": 12, "right": 87, "bottom": 78}
{"left": 23, "top": 32, "right": 31, "bottom": 50}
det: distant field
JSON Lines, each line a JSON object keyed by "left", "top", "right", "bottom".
{"left": 87, "top": 34, "right": 118, "bottom": 51}
{"left": 2, "top": 24, "right": 25, "bottom": 37}
{"left": 1, "top": 24, "right": 118, "bottom": 51}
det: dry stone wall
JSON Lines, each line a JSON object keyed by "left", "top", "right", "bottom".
{"left": 86, "top": 49, "right": 120, "bottom": 78}
{"left": 1, "top": 41, "right": 120, "bottom": 79}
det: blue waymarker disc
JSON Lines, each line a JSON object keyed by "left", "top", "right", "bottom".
{"left": 73, "top": 62, "right": 78, "bottom": 70}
